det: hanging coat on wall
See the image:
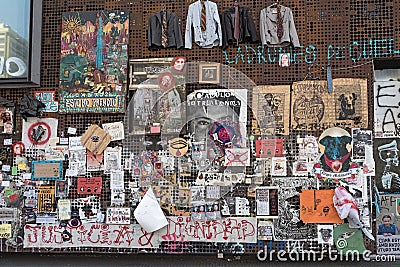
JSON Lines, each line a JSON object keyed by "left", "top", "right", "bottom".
{"left": 220, "top": 5, "right": 259, "bottom": 50}
{"left": 148, "top": 10, "right": 183, "bottom": 50}
{"left": 259, "top": 5, "right": 300, "bottom": 48}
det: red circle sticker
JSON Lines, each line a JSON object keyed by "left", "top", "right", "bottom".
{"left": 27, "top": 121, "right": 52, "bottom": 146}
{"left": 157, "top": 72, "right": 175, "bottom": 90}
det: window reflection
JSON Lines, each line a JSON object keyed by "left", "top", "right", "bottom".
{"left": 0, "top": 0, "right": 30, "bottom": 79}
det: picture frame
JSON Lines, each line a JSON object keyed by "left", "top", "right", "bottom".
{"left": 31, "top": 160, "right": 63, "bottom": 181}
{"left": 0, "top": 106, "right": 15, "bottom": 135}
{"left": 199, "top": 63, "right": 220, "bottom": 84}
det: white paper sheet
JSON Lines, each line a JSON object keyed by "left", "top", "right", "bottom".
{"left": 133, "top": 187, "right": 167, "bottom": 233}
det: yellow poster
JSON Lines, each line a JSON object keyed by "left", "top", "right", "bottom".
{"left": 0, "top": 224, "right": 11, "bottom": 239}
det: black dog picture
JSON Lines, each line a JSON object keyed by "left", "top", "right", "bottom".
{"left": 319, "top": 135, "right": 352, "bottom": 172}
{"left": 338, "top": 93, "right": 357, "bottom": 120}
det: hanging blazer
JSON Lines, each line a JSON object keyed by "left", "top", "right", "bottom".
{"left": 220, "top": 5, "right": 259, "bottom": 50}
{"left": 185, "top": 0, "right": 222, "bottom": 49}
{"left": 148, "top": 10, "right": 183, "bottom": 50}
{"left": 259, "top": 5, "right": 300, "bottom": 48}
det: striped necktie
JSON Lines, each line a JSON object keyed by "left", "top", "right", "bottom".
{"left": 161, "top": 11, "right": 168, "bottom": 47}
{"left": 201, "top": 1, "right": 206, "bottom": 32}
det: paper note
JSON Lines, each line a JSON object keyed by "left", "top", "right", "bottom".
{"left": 133, "top": 187, "right": 167, "bottom": 233}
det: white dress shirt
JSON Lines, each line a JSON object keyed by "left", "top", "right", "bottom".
{"left": 185, "top": 0, "right": 222, "bottom": 49}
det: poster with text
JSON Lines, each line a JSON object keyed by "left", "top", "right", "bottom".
{"left": 374, "top": 81, "right": 400, "bottom": 138}
{"left": 59, "top": 10, "right": 129, "bottom": 113}
{"left": 375, "top": 194, "right": 400, "bottom": 254}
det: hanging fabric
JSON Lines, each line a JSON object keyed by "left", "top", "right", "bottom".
{"left": 201, "top": 1, "right": 207, "bottom": 31}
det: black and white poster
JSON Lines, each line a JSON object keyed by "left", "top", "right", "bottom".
{"left": 374, "top": 138, "right": 400, "bottom": 192}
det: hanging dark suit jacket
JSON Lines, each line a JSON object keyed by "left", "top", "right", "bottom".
{"left": 220, "top": 5, "right": 259, "bottom": 50}
{"left": 148, "top": 10, "right": 183, "bottom": 50}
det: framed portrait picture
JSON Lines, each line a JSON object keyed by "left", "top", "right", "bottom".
{"left": 0, "top": 106, "right": 15, "bottom": 135}
{"left": 199, "top": 63, "right": 220, "bottom": 84}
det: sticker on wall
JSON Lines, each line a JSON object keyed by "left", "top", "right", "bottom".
{"left": 374, "top": 81, "right": 400, "bottom": 137}
{"left": 77, "top": 177, "right": 102, "bottom": 195}
{"left": 272, "top": 177, "right": 317, "bottom": 240}
{"left": 106, "top": 207, "right": 130, "bottom": 224}
{"left": 104, "top": 147, "right": 122, "bottom": 174}
{"left": 271, "top": 157, "right": 287, "bottom": 176}
{"left": 255, "top": 138, "right": 284, "bottom": 158}
{"left": 87, "top": 150, "right": 104, "bottom": 171}
{"left": 102, "top": 121, "right": 124, "bottom": 141}
{"left": 31, "top": 160, "right": 63, "bottom": 181}
{"left": 253, "top": 85, "right": 290, "bottom": 135}
{"left": 224, "top": 148, "right": 250, "bottom": 166}
{"left": 59, "top": 10, "right": 129, "bottom": 113}
{"left": 258, "top": 219, "right": 275, "bottom": 240}
{"left": 81, "top": 124, "right": 110, "bottom": 154}
{"left": 333, "top": 78, "right": 368, "bottom": 128}
{"left": 168, "top": 137, "right": 188, "bottom": 157}
{"left": 22, "top": 118, "right": 58, "bottom": 149}
{"left": 313, "top": 127, "right": 359, "bottom": 184}
{"left": 34, "top": 91, "right": 59, "bottom": 113}
{"left": 37, "top": 185, "right": 56, "bottom": 212}
{"left": 55, "top": 180, "right": 68, "bottom": 198}
{"left": 333, "top": 223, "right": 366, "bottom": 254}
{"left": 376, "top": 194, "right": 400, "bottom": 254}
{"left": 256, "top": 186, "right": 279, "bottom": 218}
{"left": 317, "top": 225, "right": 334, "bottom": 245}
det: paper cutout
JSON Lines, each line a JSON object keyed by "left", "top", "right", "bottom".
{"left": 102, "top": 121, "right": 125, "bottom": 141}
{"left": 300, "top": 189, "right": 343, "bottom": 223}
{"left": 133, "top": 187, "right": 168, "bottom": 233}
{"left": 318, "top": 225, "right": 334, "bottom": 245}
{"left": 31, "top": 160, "right": 63, "bottom": 181}
{"left": 81, "top": 124, "right": 110, "bottom": 154}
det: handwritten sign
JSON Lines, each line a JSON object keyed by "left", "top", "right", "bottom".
{"left": 158, "top": 216, "right": 257, "bottom": 243}
{"left": 102, "top": 121, "right": 124, "bottom": 141}
{"left": 23, "top": 223, "right": 159, "bottom": 248}
{"left": 106, "top": 207, "right": 131, "bottom": 225}
{"left": 374, "top": 81, "right": 400, "bottom": 137}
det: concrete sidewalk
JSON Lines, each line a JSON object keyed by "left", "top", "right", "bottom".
{"left": 0, "top": 253, "right": 395, "bottom": 267}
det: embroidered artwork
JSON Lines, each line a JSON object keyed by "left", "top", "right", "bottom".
{"left": 253, "top": 85, "right": 290, "bottom": 135}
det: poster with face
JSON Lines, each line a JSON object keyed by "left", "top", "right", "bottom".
{"left": 0, "top": 107, "right": 15, "bottom": 134}
{"left": 253, "top": 85, "right": 290, "bottom": 135}
{"left": 313, "top": 127, "right": 359, "bottom": 184}
{"left": 374, "top": 138, "right": 400, "bottom": 192}
{"left": 272, "top": 177, "right": 317, "bottom": 240}
{"left": 59, "top": 10, "right": 129, "bottom": 113}
{"left": 127, "top": 57, "right": 186, "bottom": 135}
{"left": 376, "top": 194, "right": 400, "bottom": 255}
